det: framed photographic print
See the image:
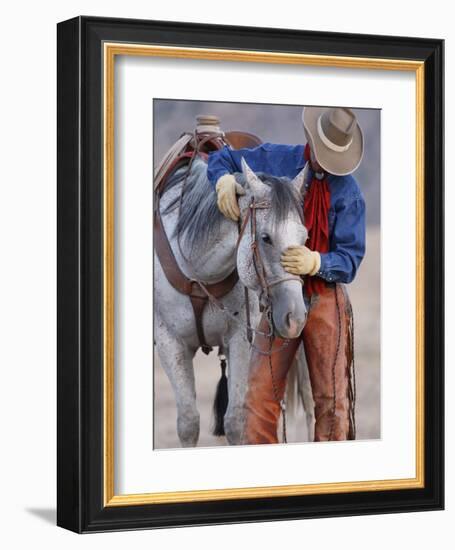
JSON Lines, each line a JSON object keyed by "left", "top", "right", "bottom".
{"left": 57, "top": 16, "right": 444, "bottom": 532}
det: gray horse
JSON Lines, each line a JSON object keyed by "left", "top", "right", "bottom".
{"left": 154, "top": 157, "right": 312, "bottom": 447}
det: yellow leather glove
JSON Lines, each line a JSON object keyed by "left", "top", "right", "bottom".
{"left": 281, "top": 246, "right": 321, "bottom": 276}
{"left": 215, "top": 174, "right": 246, "bottom": 221}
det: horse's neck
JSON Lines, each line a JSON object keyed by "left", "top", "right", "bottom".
{"left": 159, "top": 185, "right": 238, "bottom": 284}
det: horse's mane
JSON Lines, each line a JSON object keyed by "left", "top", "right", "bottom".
{"left": 161, "top": 157, "right": 303, "bottom": 249}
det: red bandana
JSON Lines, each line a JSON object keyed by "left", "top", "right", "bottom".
{"left": 303, "top": 144, "right": 331, "bottom": 296}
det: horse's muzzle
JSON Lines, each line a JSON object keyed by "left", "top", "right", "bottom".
{"left": 272, "top": 296, "right": 307, "bottom": 339}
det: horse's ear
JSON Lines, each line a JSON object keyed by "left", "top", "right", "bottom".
{"left": 291, "top": 162, "right": 309, "bottom": 197}
{"left": 241, "top": 157, "right": 268, "bottom": 196}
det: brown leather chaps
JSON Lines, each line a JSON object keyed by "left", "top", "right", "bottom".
{"left": 242, "top": 283, "right": 354, "bottom": 444}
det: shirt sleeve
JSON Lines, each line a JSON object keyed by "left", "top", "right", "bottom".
{"left": 317, "top": 194, "right": 366, "bottom": 284}
{"left": 207, "top": 145, "right": 258, "bottom": 185}
{"left": 206, "top": 143, "right": 304, "bottom": 186}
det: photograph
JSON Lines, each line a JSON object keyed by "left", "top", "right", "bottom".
{"left": 153, "top": 99, "right": 381, "bottom": 449}
{"left": 53, "top": 14, "right": 444, "bottom": 534}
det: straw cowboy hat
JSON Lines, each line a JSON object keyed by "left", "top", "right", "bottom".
{"left": 302, "top": 106, "right": 364, "bottom": 176}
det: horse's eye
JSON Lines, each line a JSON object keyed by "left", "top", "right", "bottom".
{"left": 261, "top": 233, "right": 272, "bottom": 245}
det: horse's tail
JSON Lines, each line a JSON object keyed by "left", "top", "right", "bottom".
{"left": 212, "top": 355, "right": 229, "bottom": 436}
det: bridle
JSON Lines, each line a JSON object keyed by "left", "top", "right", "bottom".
{"left": 236, "top": 196, "right": 304, "bottom": 308}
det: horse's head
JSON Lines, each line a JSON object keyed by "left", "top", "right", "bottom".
{"left": 236, "top": 158, "right": 308, "bottom": 339}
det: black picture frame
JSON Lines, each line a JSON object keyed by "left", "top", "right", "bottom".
{"left": 57, "top": 16, "right": 444, "bottom": 533}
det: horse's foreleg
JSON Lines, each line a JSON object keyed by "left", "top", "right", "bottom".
{"left": 224, "top": 333, "right": 251, "bottom": 445}
{"left": 155, "top": 322, "right": 199, "bottom": 447}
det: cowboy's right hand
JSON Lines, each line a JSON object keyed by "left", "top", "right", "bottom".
{"left": 281, "top": 246, "right": 321, "bottom": 276}
{"left": 215, "top": 174, "right": 245, "bottom": 221}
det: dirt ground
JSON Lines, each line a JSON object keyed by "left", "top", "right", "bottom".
{"left": 154, "top": 227, "right": 381, "bottom": 449}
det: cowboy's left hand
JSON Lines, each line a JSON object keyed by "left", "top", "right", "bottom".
{"left": 281, "top": 246, "right": 321, "bottom": 276}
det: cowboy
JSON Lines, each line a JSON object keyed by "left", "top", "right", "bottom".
{"left": 207, "top": 106, "right": 366, "bottom": 443}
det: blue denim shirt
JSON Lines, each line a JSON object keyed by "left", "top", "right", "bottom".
{"left": 207, "top": 143, "right": 366, "bottom": 284}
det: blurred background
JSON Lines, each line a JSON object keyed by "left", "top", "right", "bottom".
{"left": 153, "top": 99, "right": 380, "bottom": 448}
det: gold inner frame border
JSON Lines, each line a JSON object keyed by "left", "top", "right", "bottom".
{"left": 103, "top": 43, "right": 425, "bottom": 507}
